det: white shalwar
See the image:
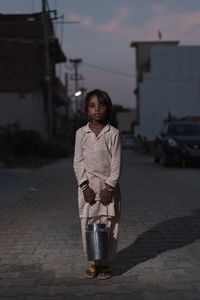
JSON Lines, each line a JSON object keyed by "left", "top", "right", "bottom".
{"left": 73, "top": 122, "right": 121, "bottom": 259}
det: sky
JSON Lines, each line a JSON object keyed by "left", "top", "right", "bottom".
{"left": 1, "top": 0, "right": 200, "bottom": 108}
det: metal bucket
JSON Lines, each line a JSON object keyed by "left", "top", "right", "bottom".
{"left": 86, "top": 223, "right": 108, "bottom": 261}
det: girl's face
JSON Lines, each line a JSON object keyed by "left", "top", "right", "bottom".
{"left": 88, "top": 95, "right": 107, "bottom": 123}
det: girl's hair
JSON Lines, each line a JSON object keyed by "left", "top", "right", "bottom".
{"left": 85, "top": 89, "right": 112, "bottom": 121}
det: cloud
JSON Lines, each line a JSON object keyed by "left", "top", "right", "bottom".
{"left": 96, "top": 6, "right": 129, "bottom": 34}
{"left": 142, "top": 10, "right": 200, "bottom": 43}
{"left": 96, "top": 9, "right": 200, "bottom": 45}
{"left": 119, "top": 7, "right": 130, "bottom": 20}
{"left": 82, "top": 16, "right": 93, "bottom": 27}
{"left": 151, "top": 4, "right": 168, "bottom": 14}
{"left": 97, "top": 20, "right": 120, "bottom": 34}
{"left": 66, "top": 8, "right": 200, "bottom": 45}
{"left": 67, "top": 13, "right": 81, "bottom": 23}
{"left": 66, "top": 7, "right": 130, "bottom": 34}
{"left": 66, "top": 13, "right": 93, "bottom": 28}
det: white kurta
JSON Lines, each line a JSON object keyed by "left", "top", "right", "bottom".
{"left": 73, "top": 122, "right": 121, "bottom": 219}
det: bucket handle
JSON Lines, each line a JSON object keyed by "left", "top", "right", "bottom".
{"left": 85, "top": 200, "right": 109, "bottom": 232}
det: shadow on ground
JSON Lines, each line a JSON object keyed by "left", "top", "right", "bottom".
{"left": 112, "top": 208, "right": 200, "bottom": 276}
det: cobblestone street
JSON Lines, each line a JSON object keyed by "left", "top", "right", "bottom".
{"left": 0, "top": 150, "right": 200, "bottom": 299}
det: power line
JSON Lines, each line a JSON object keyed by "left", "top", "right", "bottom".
{"left": 83, "top": 62, "right": 134, "bottom": 78}
{"left": 65, "top": 61, "right": 200, "bottom": 82}
{"left": 143, "top": 76, "right": 200, "bottom": 82}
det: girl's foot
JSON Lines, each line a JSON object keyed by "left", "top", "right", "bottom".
{"left": 97, "top": 265, "right": 112, "bottom": 280}
{"left": 85, "top": 264, "right": 99, "bottom": 279}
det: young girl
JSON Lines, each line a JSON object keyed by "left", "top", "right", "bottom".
{"left": 73, "top": 89, "right": 121, "bottom": 280}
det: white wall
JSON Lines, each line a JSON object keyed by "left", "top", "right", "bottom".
{"left": 0, "top": 91, "right": 47, "bottom": 137}
{"left": 135, "top": 46, "right": 200, "bottom": 140}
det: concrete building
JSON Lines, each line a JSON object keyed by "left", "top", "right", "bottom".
{"left": 116, "top": 109, "right": 137, "bottom": 134}
{"left": 130, "top": 40, "right": 179, "bottom": 128}
{"left": 129, "top": 41, "right": 200, "bottom": 140}
{"left": 0, "top": 13, "right": 67, "bottom": 138}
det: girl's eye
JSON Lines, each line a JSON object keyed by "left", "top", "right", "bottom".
{"left": 99, "top": 103, "right": 106, "bottom": 108}
{"left": 89, "top": 103, "right": 105, "bottom": 109}
{"left": 89, "top": 103, "right": 95, "bottom": 108}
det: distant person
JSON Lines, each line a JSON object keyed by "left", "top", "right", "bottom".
{"left": 73, "top": 89, "right": 122, "bottom": 280}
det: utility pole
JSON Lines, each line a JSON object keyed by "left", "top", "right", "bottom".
{"left": 70, "top": 58, "right": 83, "bottom": 112}
{"left": 42, "top": 0, "right": 53, "bottom": 137}
{"left": 69, "top": 58, "right": 83, "bottom": 93}
{"left": 79, "top": 87, "right": 87, "bottom": 111}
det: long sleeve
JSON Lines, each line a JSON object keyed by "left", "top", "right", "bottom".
{"left": 73, "top": 129, "right": 88, "bottom": 186}
{"left": 105, "top": 132, "right": 121, "bottom": 188}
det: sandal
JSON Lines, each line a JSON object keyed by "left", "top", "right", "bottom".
{"left": 85, "top": 264, "right": 99, "bottom": 279}
{"left": 97, "top": 265, "right": 112, "bottom": 280}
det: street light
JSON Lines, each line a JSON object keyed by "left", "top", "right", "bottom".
{"left": 73, "top": 88, "right": 87, "bottom": 112}
{"left": 74, "top": 90, "right": 82, "bottom": 97}
{"left": 74, "top": 90, "right": 82, "bottom": 111}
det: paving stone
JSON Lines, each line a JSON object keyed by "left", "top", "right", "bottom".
{"left": 0, "top": 152, "right": 200, "bottom": 298}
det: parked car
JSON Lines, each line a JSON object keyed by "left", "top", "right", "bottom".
{"left": 154, "top": 121, "right": 200, "bottom": 166}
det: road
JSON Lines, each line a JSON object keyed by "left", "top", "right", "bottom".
{"left": 0, "top": 167, "right": 40, "bottom": 208}
{"left": 0, "top": 151, "right": 200, "bottom": 299}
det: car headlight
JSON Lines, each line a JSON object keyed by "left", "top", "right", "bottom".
{"left": 168, "top": 138, "right": 178, "bottom": 147}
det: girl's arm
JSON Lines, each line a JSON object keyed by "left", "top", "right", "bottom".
{"left": 73, "top": 129, "right": 96, "bottom": 205}
{"left": 104, "top": 131, "right": 121, "bottom": 189}
{"left": 73, "top": 129, "right": 88, "bottom": 186}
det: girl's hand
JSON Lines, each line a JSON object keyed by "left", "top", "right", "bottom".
{"left": 100, "top": 188, "right": 112, "bottom": 206}
{"left": 83, "top": 186, "right": 96, "bottom": 205}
